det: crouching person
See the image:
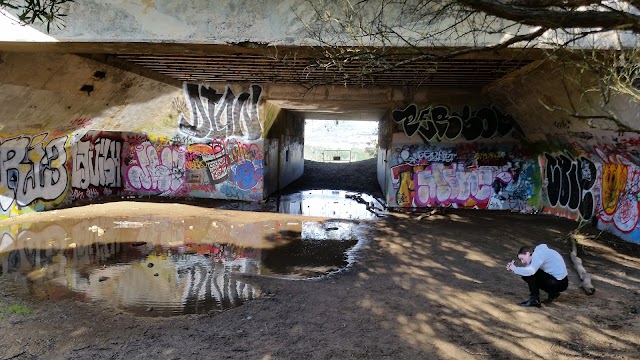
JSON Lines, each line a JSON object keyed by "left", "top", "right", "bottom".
{"left": 506, "top": 244, "right": 569, "bottom": 307}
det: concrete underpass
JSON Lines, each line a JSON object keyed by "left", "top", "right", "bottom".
{"left": 0, "top": 2, "right": 639, "bottom": 359}
{"left": 1, "top": 46, "right": 638, "bottom": 243}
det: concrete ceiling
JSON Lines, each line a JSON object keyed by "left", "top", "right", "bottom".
{"left": 116, "top": 52, "right": 535, "bottom": 87}
{"left": 0, "top": 42, "right": 542, "bottom": 88}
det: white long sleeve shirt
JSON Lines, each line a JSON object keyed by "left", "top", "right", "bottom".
{"left": 513, "top": 244, "right": 568, "bottom": 280}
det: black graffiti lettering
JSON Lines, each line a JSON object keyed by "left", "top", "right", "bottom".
{"left": 417, "top": 108, "right": 437, "bottom": 141}
{"left": 72, "top": 136, "right": 122, "bottom": 190}
{"left": 566, "top": 158, "right": 580, "bottom": 210}
{"left": 496, "top": 109, "right": 518, "bottom": 136}
{"left": 558, "top": 155, "right": 572, "bottom": 207}
{"left": 577, "top": 158, "right": 597, "bottom": 190}
{"left": 545, "top": 154, "right": 561, "bottom": 206}
{"left": 393, "top": 103, "right": 523, "bottom": 143}
{"left": 392, "top": 105, "right": 420, "bottom": 137}
{"left": 180, "top": 83, "right": 211, "bottom": 138}
{"left": 581, "top": 192, "right": 594, "bottom": 219}
{"left": 179, "top": 83, "right": 263, "bottom": 140}
{"left": 544, "top": 153, "right": 597, "bottom": 219}
{"left": 577, "top": 157, "right": 597, "bottom": 219}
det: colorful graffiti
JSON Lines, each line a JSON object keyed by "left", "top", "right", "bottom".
{"left": 593, "top": 148, "right": 640, "bottom": 236}
{"left": 125, "top": 141, "right": 186, "bottom": 196}
{"left": 0, "top": 133, "right": 68, "bottom": 214}
{"left": 178, "top": 83, "right": 263, "bottom": 140}
{"left": 389, "top": 144, "right": 536, "bottom": 211}
{"left": 540, "top": 139, "right": 640, "bottom": 242}
{"left": 71, "top": 132, "right": 122, "bottom": 200}
{"left": 185, "top": 139, "right": 264, "bottom": 200}
{"left": 392, "top": 104, "right": 524, "bottom": 143}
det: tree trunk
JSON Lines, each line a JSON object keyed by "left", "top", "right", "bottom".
{"left": 570, "top": 237, "right": 596, "bottom": 295}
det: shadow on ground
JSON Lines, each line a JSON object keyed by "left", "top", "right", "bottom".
{"left": 0, "top": 207, "right": 638, "bottom": 359}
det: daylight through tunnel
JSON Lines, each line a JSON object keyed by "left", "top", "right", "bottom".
{"left": 0, "top": 43, "right": 638, "bottom": 244}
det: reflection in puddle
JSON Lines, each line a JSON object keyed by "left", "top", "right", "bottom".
{"left": 209, "top": 190, "right": 385, "bottom": 220}
{"left": 278, "top": 190, "right": 383, "bottom": 220}
{"left": 0, "top": 215, "right": 364, "bottom": 317}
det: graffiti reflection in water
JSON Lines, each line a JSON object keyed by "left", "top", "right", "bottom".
{"left": 0, "top": 215, "right": 361, "bottom": 316}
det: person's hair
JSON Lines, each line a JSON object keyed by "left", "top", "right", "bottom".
{"left": 517, "top": 246, "right": 534, "bottom": 256}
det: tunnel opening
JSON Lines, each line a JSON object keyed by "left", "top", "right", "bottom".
{"left": 272, "top": 111, "right": 386, "bottom": 201}
{"left": 281, "top": 119, "right": 382, "bottom": 196}
{"left": 260, "top": 104, "right": 388, "bottom": 219}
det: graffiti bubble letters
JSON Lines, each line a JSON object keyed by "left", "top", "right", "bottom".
{"left": 414, "top": 163, "right": 495, "bottom": 207}
{"left": 126, "top": 142, "right": 186, "bottom": 194}
{"left": 72, "top": 137, "right": 122, "bottom": 190}
{"left": 178, "top": 83, "right": 263, "bottom": 140}
{"left": 544, "top": 153, "right": 597, "bottom": 219}
{"left": 393, "top": 104, "right": 523, "bottom": 143}
{"left": 0, "top": 134, "right": 68, "bottom": 212}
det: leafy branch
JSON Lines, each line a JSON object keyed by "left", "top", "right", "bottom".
{"left": 0, "top": 0, "right": 73, "bottom": 32}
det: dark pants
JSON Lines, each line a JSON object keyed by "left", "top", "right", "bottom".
{"left": 521, "top": 269, "right": 568, "bottom": 298}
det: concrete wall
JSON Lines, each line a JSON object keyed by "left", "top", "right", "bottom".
{"left": 0, "top": 52, "right": 288, "bottom": 218}
{"left": 2, "top": 1, "right": 631, "bottom": 49}
{"left": 377, "top": 111, "right": 394, "bottom": 196}
{"left": 384, "top": 64, "right": 640, "bottom": 244}
{"left": 0, "top": 0, "right": 519, "bottom": 47}
{"left": 486, "top": 61, "right": 640, "bottom": 243}
{"left": 2, "top": 50, "right": 639, "bottom": 243}
{"left": 386, "top": 102, "right": 531, "bottom": 209}
{"left": 265, "top": 108, "right": 305, "bottom": 192}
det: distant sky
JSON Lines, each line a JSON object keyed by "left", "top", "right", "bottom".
{"left": 305, "top": 120, "right": 378, "bottom": 149}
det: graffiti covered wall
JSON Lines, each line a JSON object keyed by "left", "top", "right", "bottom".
{"left": 118, "top": 83, "right": 267, "bottom": 201}
{"left": 0, "top": 132, "right": 70, "bottom": 217}
{"left": 389, "top": 102, "right": 536, "bottom": 211}
{"left": 70, "top": 131, "right": 124, "bottom": 201}
{"left": 388, "top": 143, "right": 539, "bottom": 212}
{"left": 0, "top": 81, "right": 271, "bottom": 219}
{"left": 539, "top": 134, "right": 640, "bottom": 243}
{"left": 121, "top": 136, "right": 264, "bottom": 202}
{"left": 390, "top": 102, "right": 640, "bottom": 243}
{"left": 167, "top": 82, "right": 267, "bottom": 201}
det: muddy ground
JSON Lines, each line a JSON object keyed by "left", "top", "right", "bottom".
{"left": 1, "top": 159, "right": 639, "bottom": 359}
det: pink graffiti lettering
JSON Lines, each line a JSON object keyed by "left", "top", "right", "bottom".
{"left": 126, "top": 142, "right": 185, "bottom": 194}
{"left": 414, "top": 163, "right": 496, "bottom": 206}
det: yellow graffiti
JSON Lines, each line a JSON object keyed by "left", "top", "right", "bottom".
{"left": 397, "top": 172, "right": 415, "bottom": 207}
{"left": 601, "top": 163, "right": 628, "bottom": 215}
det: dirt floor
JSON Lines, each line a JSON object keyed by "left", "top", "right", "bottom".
{"left": 1, "top": 159, "right": 639, "bottom": 359}
{"left": 276, "top": 159, "right": 385, "bottom": 199}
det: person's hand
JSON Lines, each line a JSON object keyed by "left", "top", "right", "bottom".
{"left": 506, "top": 260, "right": 516, "bottom": 272}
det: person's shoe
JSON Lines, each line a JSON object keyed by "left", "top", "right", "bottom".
{"left": 519, "top": 297, "right": 541, "bottom": 308}
{"left": 542, "top": 293, "right": 560, "bottom": 304}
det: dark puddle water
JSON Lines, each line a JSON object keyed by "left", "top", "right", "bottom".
{"left": 0, "top": 190, "right": 381, "bottom": 317}
{"left": 0, "top": 217, "right": 361, "bottom": 317}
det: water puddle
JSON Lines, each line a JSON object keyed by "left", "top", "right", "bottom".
{"left": 206, "top": 190, "right": 385, "bottom": 221}
{"left": 0, "top": 213, "right": 365, "bottom": 317}
{"left": 278, "top": 190, "right": 384, "bottom": 220}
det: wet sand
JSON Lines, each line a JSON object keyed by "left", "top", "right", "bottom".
{"left": 0, "top": 158, "right": 639, "bottom": 359}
